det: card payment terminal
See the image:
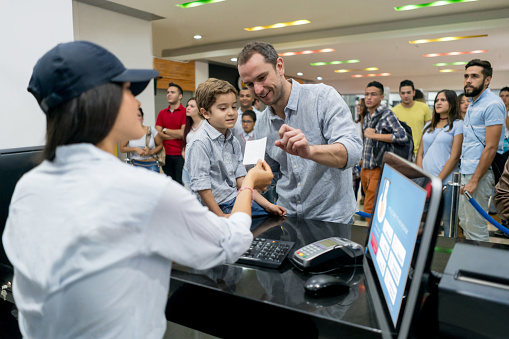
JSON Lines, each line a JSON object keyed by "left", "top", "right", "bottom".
{"left": 292, "top": 237, "right": 364, "bottom": 268}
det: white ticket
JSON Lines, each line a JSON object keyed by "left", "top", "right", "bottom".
{"left": 243, "top": 137, "right": 267, "bottom": 165}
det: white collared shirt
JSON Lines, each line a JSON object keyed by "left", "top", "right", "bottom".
{"left": 3, "top": 143, "right": 252, "bottom": 339}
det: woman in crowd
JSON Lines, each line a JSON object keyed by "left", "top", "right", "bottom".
{"left": 120, "top": 107, "right": 163, "bottom": 172}
{"left": 416, "top": 90, "right": 463, "bottom": 236}
{"left": 458, "top": 93, "right": 469, "bottom": 120}
{"left": 3, "top": 41, "right": 273, "bottom": 338}
{"left": 181, "top": 97, "right": 205, "bottom": 189}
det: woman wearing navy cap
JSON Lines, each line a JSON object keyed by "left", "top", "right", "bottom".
{"left": 2, "top": 41, "right": 273, "bottom": 339}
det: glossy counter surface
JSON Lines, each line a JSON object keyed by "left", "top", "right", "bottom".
{"left": 167, "top": 217, "right": 379, "bottom": 338}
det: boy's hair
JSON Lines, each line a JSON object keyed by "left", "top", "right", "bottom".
{"left": 242, "top": 110, "right": 257, "bottom": 122}
{"left": 195, "top": 78, "right": 238, "bottom": 117}
{"left": 237, "top": 41, "right": 279, "bottom": 69}
{"left": 465, "top": 59, "right": 493, "bottom": 78}
{"left": 500, "top": 86, "right": 509, "bottom": 94}
{"left": 399, "top": 79, "right": 415, "bottom": 91}
{"left": 168, "top": 82, "right": 183, "bottom": 95}
{"left": 366, "top": 81, "right": 384, "bottom": 95}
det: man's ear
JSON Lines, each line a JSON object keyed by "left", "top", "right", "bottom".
{"left": 484, "top": 75, "right": 492, "bottom": 89}
{"left": 276, "top": 57, "right": 285, "bottom": 76}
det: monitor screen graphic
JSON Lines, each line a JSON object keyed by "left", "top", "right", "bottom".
{"left": 367, "top": 165, "right": 427, "bottom": 326}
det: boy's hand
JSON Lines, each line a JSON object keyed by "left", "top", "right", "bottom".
{"left": 247, "top": 160, "right": 273, "bottom": 191}
{"left": 265, "top": 203, "right": 286, "bottom": 216}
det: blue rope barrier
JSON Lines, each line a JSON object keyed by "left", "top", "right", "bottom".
{"left": 356, "top": 211, "right": 371, "bottom": 219}
{"left": 356, "top": 193, "right": 509, "bottom": 237}
{"left": 464, "top": 192, "right": 509, "bottom": 237}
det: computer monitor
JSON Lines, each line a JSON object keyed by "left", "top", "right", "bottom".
{"left": 363, "top": 152, "right": 443, "bottom": 339}
{"left": 0, "top": 146, "right": 44, "bottom": 268}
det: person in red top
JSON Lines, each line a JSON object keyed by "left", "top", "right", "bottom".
{"left": 156, "top": 82, "right": 187, "bottom": 184}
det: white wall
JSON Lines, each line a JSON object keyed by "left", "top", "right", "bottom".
{"left": 0, "top": 0, "right": 74, "bottom": 149}
{"left": 72, "top": 1, "right": 156, "bottom": 126}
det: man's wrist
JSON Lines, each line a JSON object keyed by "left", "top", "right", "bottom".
{"left": 162, "top": 128, "right": 167, "bottom": 134}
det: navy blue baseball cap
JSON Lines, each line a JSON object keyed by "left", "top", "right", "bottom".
{"left": 28, "top": 41, "right": 160, "bottom": 113}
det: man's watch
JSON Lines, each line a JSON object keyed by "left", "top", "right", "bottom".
{"left": 162, "top": 128, "right": 167, "bottom": 134}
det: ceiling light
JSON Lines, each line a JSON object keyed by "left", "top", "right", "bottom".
{"left": 409, "top": 34, "right": 487, "bottom": 44}
{"left": 176, "top": 0, "right": 225, "bottom": 8}
{"left": 193, "top": 35, "right": 202, "bottom": 39}
{"left": 244, "top": 19, "right": 310, "bottom": 32}
{"left": 317, "top": 77, "right": 323, "bottom": 81}
{"left": 279, "top": 48, "right": 335, "bottom": 57}
{"left": 439, "top": 69, "right": 464, "bottom": 73}
{"left": 433, "top": 61, "right": 468, "bottom": 66}
{"left": 351, "top": 73, "right": 391, "bottom": 78}
{"left": 297, "top": 72, "right": 303, "bottom": 76}
{"left": 231, "top": 57, "right": 237, "bottom": 62}
{"left": 311, "top": 59, "right": 360, "bottom": 66}
{"left": 423, "top": 50, "right": 487, "bottom": 57}
{"left": 335, "top": 67, "right": 379, "bottom": 73}
{"left": 395, "top": 0, "right": 477, "bottom": 11}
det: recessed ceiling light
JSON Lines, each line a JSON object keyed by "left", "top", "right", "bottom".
{"left": 409, "top": 35, "right": 487, "bottom": 44}
{"left": 194, "top": 35, "right": 202, "bottom": 40}
{"left": 439, "top": 69, "right": 465, "bottom": 73}
{"left": 279, "top": 48, "right": 334, "bottom": 57}
{"left": 335, "top": 67, "right": 379, "bottom": 73}
{"left": 351, "top": 73, "right": 391, "bottom": 78}
{"left": 311, "top": 59, "right": 360, "bottom": 66}
{"left": 245, "top": 19, "right": 310, "bottom": 32}
{"left": 231, "top": 57, "right": 237, "bottom": 62}
{"left": 317, "top": 77, "right": 323, "bottom": 81}
{"left": 423, "top": 50, "right": 487, "bottom": 57}
{"left": 176, "top": 0, "right": 225, "bottom": 9}
{"left": 297, "top": 72, "right": 303, "bottom": 76}
{"left": 395, "top": 0, "right": 477, "bottom": 12}
{"left": 433, "top": 61, "right": 468, "bottom": 67}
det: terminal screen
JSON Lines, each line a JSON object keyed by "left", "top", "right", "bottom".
{"left": 366, "top": 164, "right": 427, "bottom": 326}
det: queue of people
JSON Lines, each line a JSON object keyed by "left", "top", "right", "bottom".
{"left": 356, "top": 59, "right": 508, "bottom": 242}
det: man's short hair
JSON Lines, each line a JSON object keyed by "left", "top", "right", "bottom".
{"left": 237, "top": 41, "right": 279, "bottom": 69}
{"left": 366, "top": 81, "right": 384, "bottom": 94}
{"left": 195, "top": 78, "right": 238, "bottom": 115}
{"left": 242, "top": 110, "right": 257, "bottom": 122}
{"left": 399, "top": 80, "right": 415, "bottom": 91}
{"left": 465, "top": 59, "right": 493, "bottom": 78}
{"left": 168, "top": 82, "right": 183, "bottom": 96}
{"left": 500, "top": 86, "right": 509, "bottom": 94}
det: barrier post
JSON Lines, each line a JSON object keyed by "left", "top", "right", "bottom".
{"left": 447, "top": 172, "right": 461, "bottom": 238}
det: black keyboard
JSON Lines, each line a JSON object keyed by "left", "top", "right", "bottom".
{"left": 236, "top": 238, "right": 295, "bottom": 268}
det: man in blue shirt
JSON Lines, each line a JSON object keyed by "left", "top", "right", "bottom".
{"left": 236, "top": 41, "right": 362, "bottom": 223}
{"left": 459, "top": 59, "right": 506, "bottom": 241}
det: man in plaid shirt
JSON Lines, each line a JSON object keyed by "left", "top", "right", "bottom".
{"left": 361, "top": 81, "right": 408, "bottom": 219}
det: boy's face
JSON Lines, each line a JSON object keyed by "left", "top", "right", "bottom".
{"left": 201, "top": 92, "right": 238, "bottom": 135}
{"left": 242, "top": 115, "right": 255, "bottom": 134}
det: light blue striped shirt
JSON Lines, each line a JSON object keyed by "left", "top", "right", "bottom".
{"left": 185, "top": 122, "right": 247, "bottom": 204}
{"left": 461, "top": 88, "right": 506, "bottom": 174}
{"left": 254, "top": 79, "right": 362, "bottom": 223}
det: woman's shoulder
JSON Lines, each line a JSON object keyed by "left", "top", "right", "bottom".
{"left": 450, "top": 119, "right": 464, "bottom": 131}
